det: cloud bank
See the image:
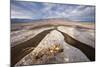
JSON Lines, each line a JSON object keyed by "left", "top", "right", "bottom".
{"left": 11, "top": 1, "right": 95, "bottom": 22}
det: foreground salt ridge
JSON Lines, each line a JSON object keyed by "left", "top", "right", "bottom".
{"left": 58, "top": 26, "right": 95, "bottom": 48}
{"left": 11, "top": 27, "right": 54, "bottom": 47}
{"left": 15, "top": 30, "right": 89, "bottom": 66}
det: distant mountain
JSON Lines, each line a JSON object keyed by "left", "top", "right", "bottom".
{"left": 11, "top": 19, "right": 35, "bottom": 23}
{"left": 11, "top": 18, "right": 95, "bottom": 23}
{"left": 11, "top": 18, "right": 72, "bottom": 23}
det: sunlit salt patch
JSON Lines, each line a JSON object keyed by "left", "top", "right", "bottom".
{"left": 64, "top": 58, "right": 69, "bottom": 62}
{"left": 11, "top": 27, "right": 54, "bottom": 47}
{"left": 57, "top": 26, "right": 95, "bottom": 48}
{"left": 32, "top": 30, "right": 65, "bottom": 53}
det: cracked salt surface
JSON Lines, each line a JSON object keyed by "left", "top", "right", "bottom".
{"left": 58, "top": 26, "right": 95, "bottom": 48}
{"left": 15, "top": 30, "right": 89, "bottom": 66}
{"left": 11, "top": 27, "right": 54, "bottom": 47}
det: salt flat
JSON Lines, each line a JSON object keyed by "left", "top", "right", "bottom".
{"left": 11, "top": 20, "right": 95, "bottom": 66}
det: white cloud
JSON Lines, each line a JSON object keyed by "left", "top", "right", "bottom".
{"left": 11, "top": 10, "right": 33, "bottom": 19}
{"left": 11, "top": 3, "right": 35, "bottom": 19}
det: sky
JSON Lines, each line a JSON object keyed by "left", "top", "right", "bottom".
{"left": 11, "top": 1, "right": 95, "bottom": 22}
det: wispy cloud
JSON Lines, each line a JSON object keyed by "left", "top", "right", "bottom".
{"left": 11, "top": 1, "right": 95, "bottom": 22}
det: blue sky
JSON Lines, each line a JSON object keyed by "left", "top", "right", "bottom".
{"left": 11, "top": 1, "right": 95, "bottom": 22}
